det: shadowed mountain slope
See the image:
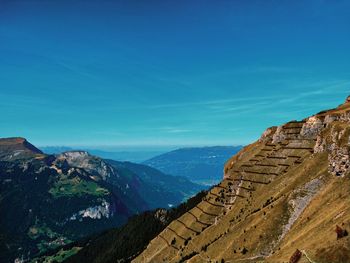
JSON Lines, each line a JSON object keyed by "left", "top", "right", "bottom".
{"left": 107, "top": 160, "right": 202, "bottom": 205}
{"left": 0, "top": 142, "right": 200, "bottom": 262}
{"left": 57, "top": 191, "right": 207, "bottom": 263}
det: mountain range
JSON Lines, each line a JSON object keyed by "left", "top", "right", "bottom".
{"left": 40, "top": 146, "right": 243, "bottom": 186}
{"left": 144, "top": 146, "right": 242, "bottom": 185}
{"left": 3, "top": 96, "right": 350, "bottom": 263}
{"left": 59, "top": 95, "right": 350, "bottom": 263}
{"left": 0, "top": 138, "right": 201, "bottom": 262}
{"left": 40, "top": 147, "right": 165, "bottom": 163}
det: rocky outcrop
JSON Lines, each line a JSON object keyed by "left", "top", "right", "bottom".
{"left": 56, "top": 151, "right": 116, "bottom": 180}
{"left": 154, "top": 209, "right": 169, "bottom": 225}
{"left": 70, "top": 200, "right": 112, "bottom": 220}
{"left": 313, "top": 113, "right": 350, "bottom": 177}
{"left": 329, "top": 148, "right": 350, "bottom": 177}
{"left": 259, "top": 127, "right": 277, "bottom": 142}
{"left": 258, "top": 99, "right": 350, "bottom": 177}
{"left": 272, "top": 125, "right": 287, "bottom": 143}
{"left": 300, "top": 116, "right": 324, "bottom": 138}
{"left": 280, "top": 178, "right": 322, "bottom": 243}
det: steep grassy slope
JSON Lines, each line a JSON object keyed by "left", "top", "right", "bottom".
{"left": 134, "top": 97, "right": 350, "bottom": 263}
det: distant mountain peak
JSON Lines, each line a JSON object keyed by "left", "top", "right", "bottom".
{"left": 56, "top": 150, "right": 115, "bottom": 180}
{"left": 59, "top": 150, "right": 90, "bottom": 158}
{"left": 0, "top": 137, "right": 26, "bottom": 144}
{"left": 0, "top": 137, "right": 43, "bottom": 160}
{"left": 0, "top": 137, "right": 41, "bottom": 152}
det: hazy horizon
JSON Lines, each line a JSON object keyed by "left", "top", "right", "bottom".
{"left": 38, "top": 143, "right": 242, "bottom": 153}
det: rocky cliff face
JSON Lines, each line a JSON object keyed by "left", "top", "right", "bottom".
{"left": 56, "top": 151, "right": 116, "bottom": 180}
{"left": 134, "top": 96, "right": 350, "bottom": 263}
{"left": 264, "top": 96, "right": 350, "bottom": 177}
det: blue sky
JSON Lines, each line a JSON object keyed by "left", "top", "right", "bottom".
{"left": 0, "top": 0, "right": 349, "bottom": 148}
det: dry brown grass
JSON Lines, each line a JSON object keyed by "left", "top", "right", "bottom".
{"left": 133, "top": 102, "right": 350, "bottom": 263}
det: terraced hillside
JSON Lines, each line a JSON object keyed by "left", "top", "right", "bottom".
{"left": 133, "top": 96, "right": 350, "bottom": 263}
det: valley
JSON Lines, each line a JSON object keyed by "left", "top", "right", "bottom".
{"left": 0, "top": 139, "right": 202, "bottom": 262}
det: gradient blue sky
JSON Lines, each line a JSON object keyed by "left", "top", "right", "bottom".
{"left": 1, "top": 0, "right": 349, "bottom": 148}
